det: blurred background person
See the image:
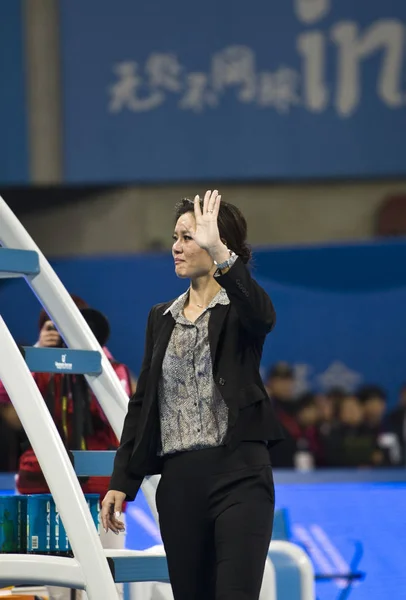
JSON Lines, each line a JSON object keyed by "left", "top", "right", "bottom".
{"left": 384, "top": 383, "right": 406, "bottom": 465}
{"left": 323, "top": 394, "right": 383, "bottom": 468}
{"left": 266, "top": 362, "right": 298, "bottom": 467}
{"left": 358, "top": 385, "right": 387, "bottom": 434}
{"left": 290, "top": 392, "right": 322, "bottom": 470}
{"left": 356, "top": 384, "right": 402, "bottom": 466}
{"left": 264, "top": 361, "right": 295, "bottom": 405}
{"left": 0, "top": 402, "right": 24, "bottom": 472}
{"left": 0, "top": 295, "right": 132, "bottom": 498}
{"left": 316, "top": 387, "right": 343, "bottom": 438}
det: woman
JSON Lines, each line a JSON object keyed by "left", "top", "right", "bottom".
{"left": 102, "top": 190, "right": 283, "bottom": 600}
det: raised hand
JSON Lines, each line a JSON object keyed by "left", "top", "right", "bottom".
{"left": 190, "top": 190, "right": 222, "bottom": 251}
{"left": 39, "top": 320, "right": 62, "bottom": 348}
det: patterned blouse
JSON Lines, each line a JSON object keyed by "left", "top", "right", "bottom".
{"left": 158, "top": 287, "right": 230, "bottom": 455}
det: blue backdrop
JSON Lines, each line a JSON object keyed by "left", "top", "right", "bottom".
{"left": 1, "top": 240, "right": 406, "bottom": 408}
{"left": 0, "top": 1, "right": 28, "bottom": 185}
{"left": 59, "top": 0, "right": 406, "bottom": 183}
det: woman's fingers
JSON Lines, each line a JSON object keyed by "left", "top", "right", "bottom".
{"left": 101, "top": 492, "right": 124, "bottom": 533}
{"left": 193, "top": 195, "right": 202, "bottom": 219}
{"left": 114, "top": 495, "right": 124, "bottom": 516}
{"left": 202, "top": 190, "right": 211, "bottom": 213}
{"left": 107, "top": 512, "right": 125, "bottom": 534}
{"left": 39, "top": 331, "right": 61, "bottom": 347}
{"left": 214, "top": 194, "right": 221, "bottom": 216}
{"left": 195, "top": 189, "right": 220, "bottom": 218}
{"left": 102, "top": 506, "right": 125, "bottom": 534}
{"left": 101, "top": 498, "right": 113, "bottom": 532}
{"left": 207, "top": 190, "right": 218, "bottom": 214}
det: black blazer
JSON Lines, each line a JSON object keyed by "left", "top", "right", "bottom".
{"left": 109, "top": 258, "right": 284, "bottom": 500}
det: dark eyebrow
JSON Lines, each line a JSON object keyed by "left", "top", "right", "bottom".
{"left": 173, "top": 228, "right": 190, "bottom": 236}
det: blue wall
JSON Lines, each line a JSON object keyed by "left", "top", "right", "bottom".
{"left": 0, "top": 1, "right": 29, "bottom": 184}
{"left": 1, "top": 240, "right": 406, "bottom": 407}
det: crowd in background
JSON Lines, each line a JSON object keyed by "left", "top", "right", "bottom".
{"left": 1, "top": 355, "right": 406, "bottom": 473}
{"left": 266, "top": 362, "right": 406, "bottom": 469}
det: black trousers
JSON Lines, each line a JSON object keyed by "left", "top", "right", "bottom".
{"left": 156, "top": 442, "right": 275, "bottom": 600}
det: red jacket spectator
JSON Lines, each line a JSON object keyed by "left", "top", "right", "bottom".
{"left": 0, "top": 297, "right": 131, "bottom": 498}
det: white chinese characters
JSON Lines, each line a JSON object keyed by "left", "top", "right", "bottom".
{"left": 108, "top": 4, "right": 406, "bottom": 118}
{"left": 108, "top": 46, "right": 302, "bottom": 115}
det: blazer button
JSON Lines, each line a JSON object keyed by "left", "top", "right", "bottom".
{"left": 219, "top": 378, "right": 226, "bottom": 386}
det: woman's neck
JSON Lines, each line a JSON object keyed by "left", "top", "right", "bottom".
{"left": 187, "top": 275, "right": 221, "bottom": 309}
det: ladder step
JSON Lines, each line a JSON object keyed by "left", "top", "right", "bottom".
{"left": 105, "top": 552, "right": 169, "bottom": 584}
{"left": 72, "top": 450, "right": 115, "bottom": 476}
{"left": 0, "top": 552, "right": 170, "bottom": 586}
{"left": 0, "top": 248, "right": 40, "bottom": 278}
{"left": 23, "top": 347, "right": 102, "bottom": 375}
{"left": 0, "top": 554, "right": 84, "bottom": 588}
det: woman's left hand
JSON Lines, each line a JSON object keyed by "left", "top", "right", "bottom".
{"left": 190, "top": 190, "right": 222, "bottom": 251}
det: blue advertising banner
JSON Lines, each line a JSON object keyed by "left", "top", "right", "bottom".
{"left": 0, "top": 1, "right": 29, "bottom": 185}
{"left": 59, "top": 0, "right": 406, "bottom": 183}
{"left": 2, "top": 472, "right": 406, "bottom": 598}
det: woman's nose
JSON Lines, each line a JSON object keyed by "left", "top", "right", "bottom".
{"left": 173, "top": 239, "right": 182, "bottom": 252}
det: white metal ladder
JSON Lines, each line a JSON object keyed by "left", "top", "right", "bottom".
{"left": 0, "top": 195, "right": 164, "bottom": 598}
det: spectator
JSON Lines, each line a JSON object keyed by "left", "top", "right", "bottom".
{"left": 0, "top": 296, "right": 132, "bottom": 497}
{"left": 0, "top": 403, "right": 23, "bottom": 471}
{"left": 316, "top": 386, "right": 344, "bottom": 436}
{"left": 266, "top": 362, "right": 297, "bottom": 467}
{"left": 265, "top": 361, "right": 295, "bottom": 405}
{"left": 292, "top": 392, "right": 322, "bottom": 470}
{"left": 263, "top": 360, "right": 403, "bottom": 470}
{"left": 315, "top": 387, "right": 345, "bottom": 466}
{"left": 357, "top": 385, "right": 387, "bottom": 433}
{"left": 356, "top": 385, "right": 402, "bottom": 465}
{"left": 323, "top": 395, "right": 383, "bottom": 468}
{"left": 385, "top": 383, "right": 406, "bottom": 465}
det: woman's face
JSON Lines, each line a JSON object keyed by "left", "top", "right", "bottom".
{"left": 172, "top": 212, "right": 215, "bottom": 279}
{"left": 340, "top": 397, "right": 363, "bottom": 427}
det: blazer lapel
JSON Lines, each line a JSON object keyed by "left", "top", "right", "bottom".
{"left": 208, "top": 303, "right": 230, "bottom": 364}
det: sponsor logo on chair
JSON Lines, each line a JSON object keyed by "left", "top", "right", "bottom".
{"left": 54, "top": 353, "right": 73, "bottom": 371}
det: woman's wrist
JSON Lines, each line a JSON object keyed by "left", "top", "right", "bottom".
{"left": 208, "top": 242, "right": 230, "bottom": 265}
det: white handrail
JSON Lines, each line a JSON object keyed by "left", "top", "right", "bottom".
{"left": 260, "top": 556, "right": 277, "bottom": 600}
{"left": 269, "top": 540, "right": 315, "bottom": 599}
{"left": 0, "top": 555, "right": 85, "bottom": 589}
{"left": 0, "top": 318, "right": 119, "bottom": 598}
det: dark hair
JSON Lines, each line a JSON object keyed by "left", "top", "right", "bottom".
{"left": 357, "top": 385, "right": 387, "bottom": 404}
{"left": 295, "top": 392, "right": 316, "bottom": 413}
{"left": 325, "top": 386, "right": 347, "bottom": 401}
{"left": 266, "top": 361, "right": 294, "bottom": 381}
{"left": 38, "top": 294, "right": 88, "bottom": 330}
{"left": 174, "top": 197, "right": 252, "bottom": 264}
